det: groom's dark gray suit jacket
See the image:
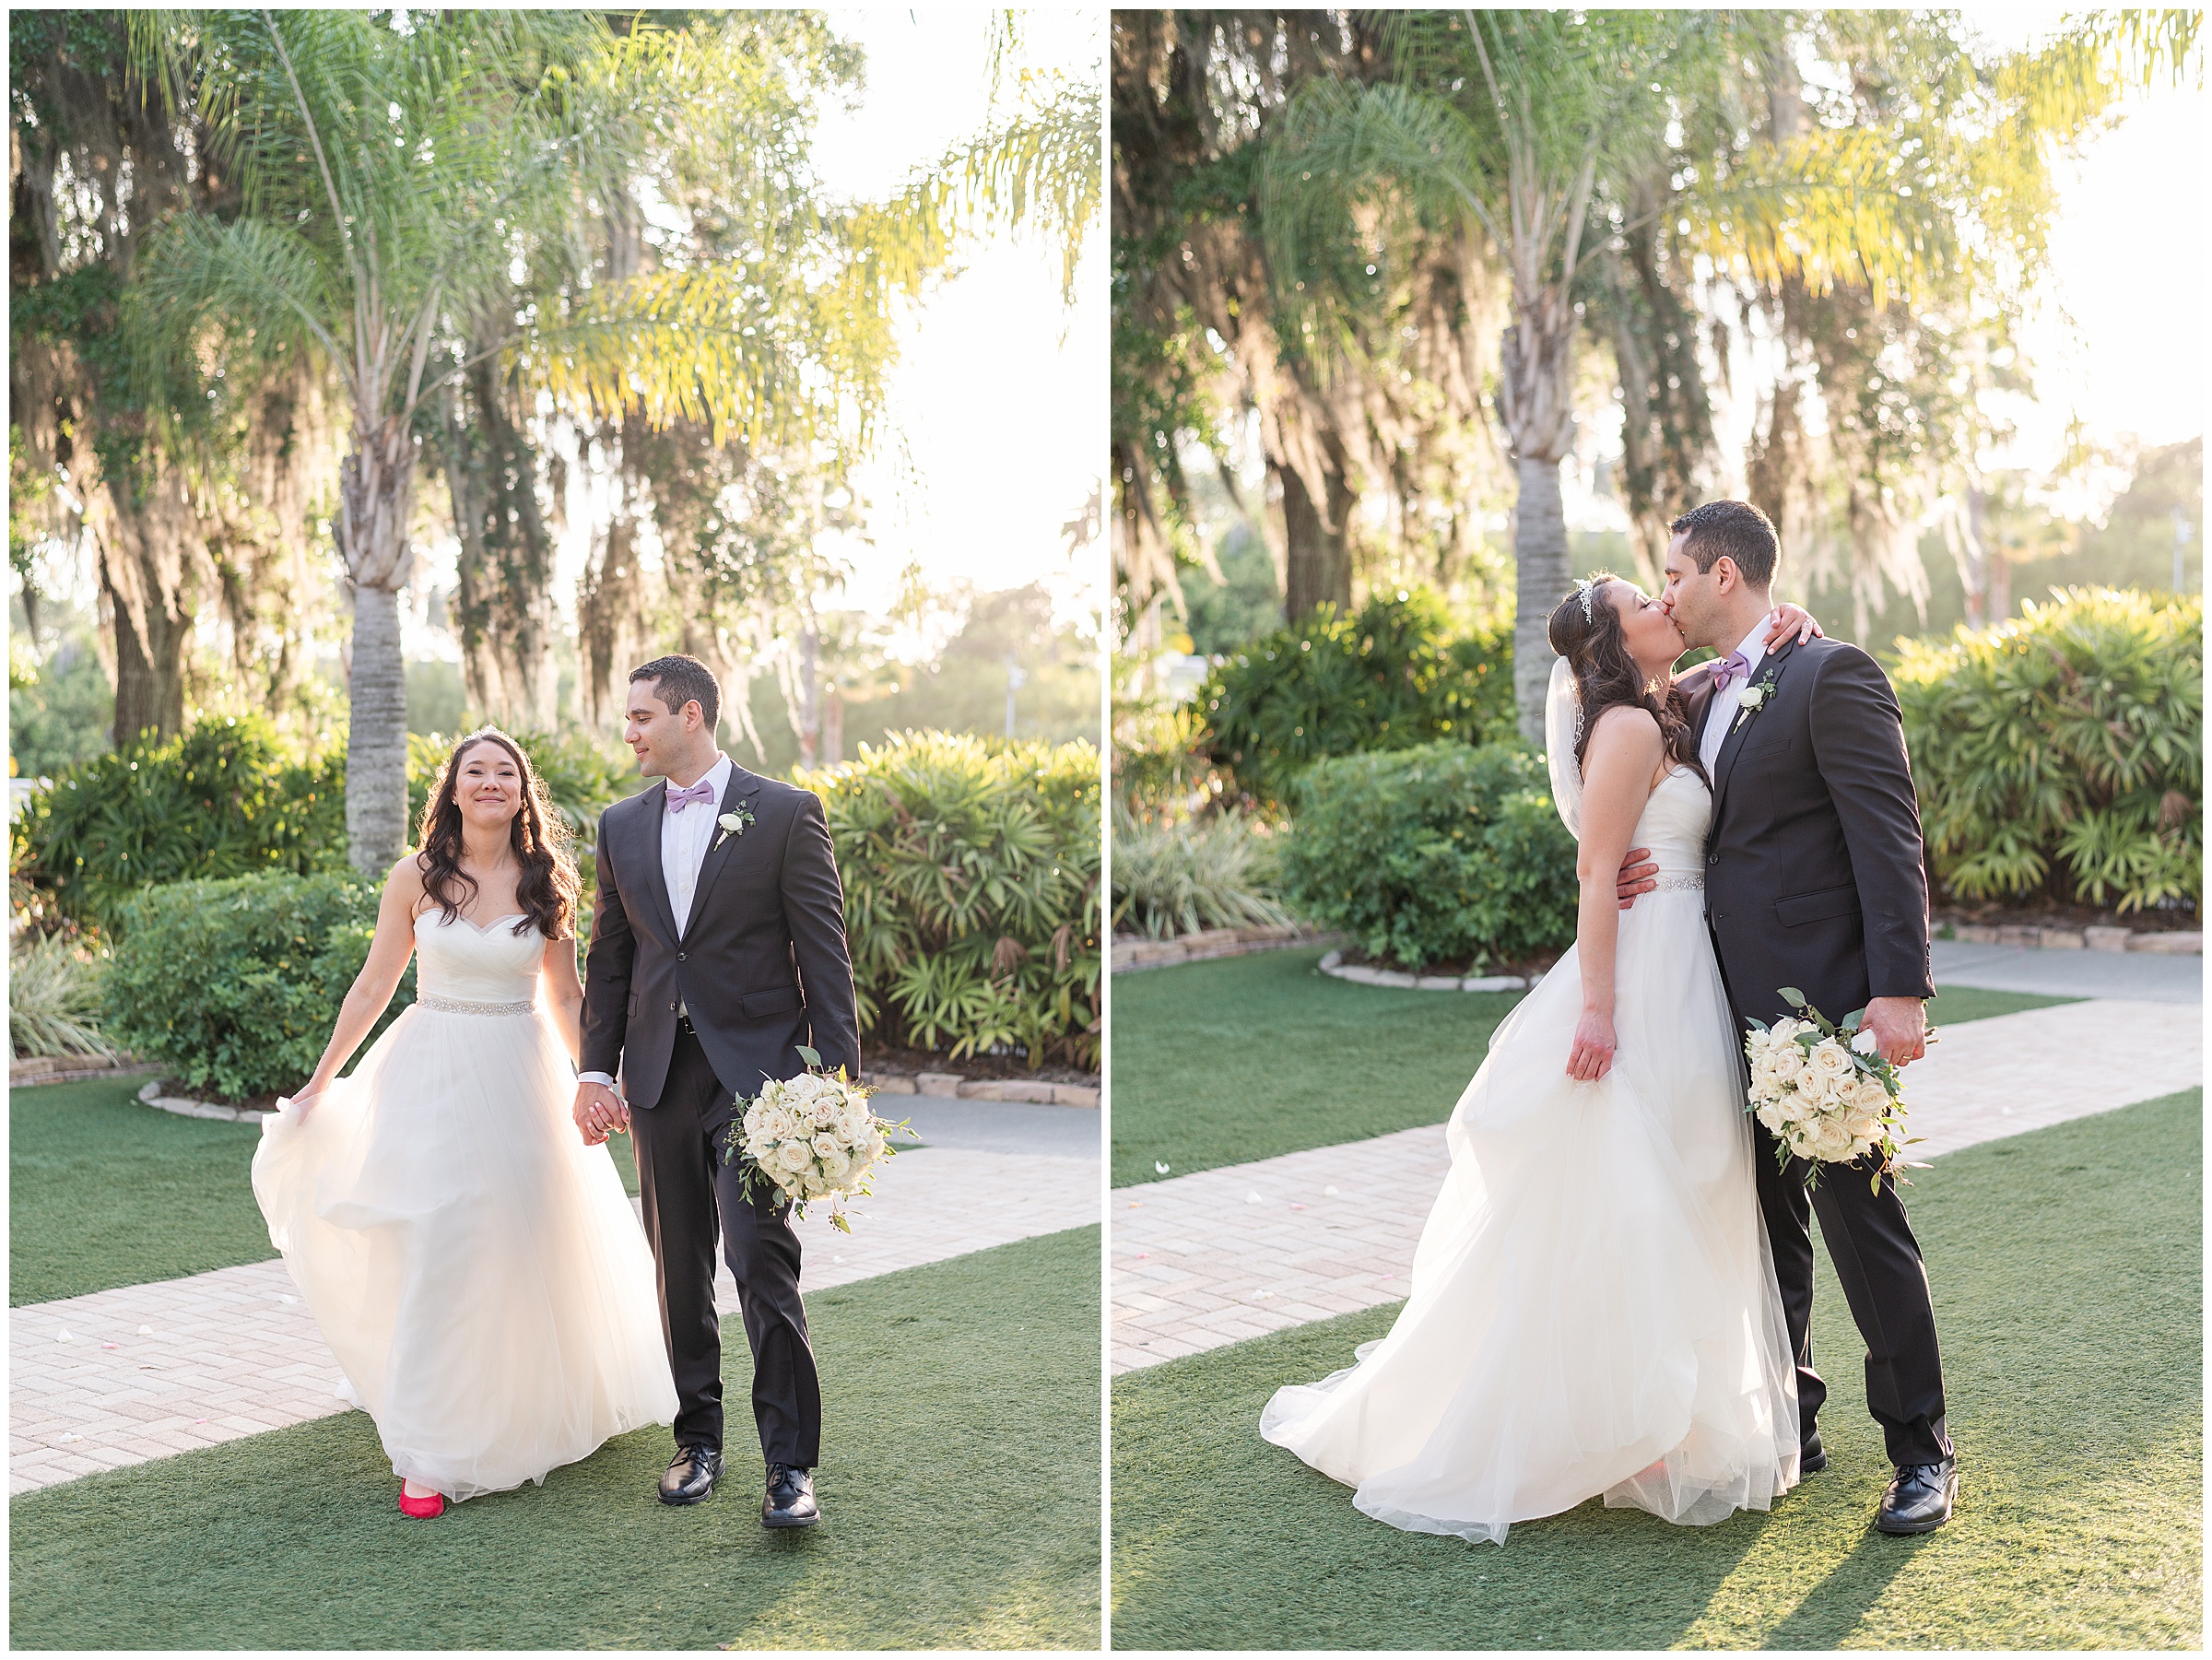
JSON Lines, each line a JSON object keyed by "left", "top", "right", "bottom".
{"left": 581, "top": 765, "right": 860, "bottom": 1111}
{"left": 1683, "top": 634, "right": 1936, "bottom": 1031}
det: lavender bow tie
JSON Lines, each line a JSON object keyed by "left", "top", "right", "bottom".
{"left": 1711, "top": 650, "right": 1754, "bottom": 692}
{"left": 665, "top": 780, "right": 717, "bottom": 814}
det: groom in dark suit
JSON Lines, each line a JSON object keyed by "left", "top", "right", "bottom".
{"left": 1618, "top": 500, "right": 1957, "bottom": 1536}
{"left": 574, "top": 653, "right": 860, "bottom": 1529}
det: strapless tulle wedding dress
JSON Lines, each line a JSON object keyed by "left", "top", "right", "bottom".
{"left": 253, "top": 909, "right": 677, "bottom": 1501}
{"left": 1261, "top": 766, "right": 1799, "bottom": 1544}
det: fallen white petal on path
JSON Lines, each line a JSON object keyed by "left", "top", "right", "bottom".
{"left": 1112, "top": 997, "right": 2201, "bottom": 1376}
{"left": 10, "top": 1144, "right": 1096, "bottom": 1495}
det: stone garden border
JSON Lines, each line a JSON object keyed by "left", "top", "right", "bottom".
{"left": 1112, "top": 924, "right": 1346, "bottom": 974}
{"left": 1315, "top": 948, "right": 1543, "bottom": 994}
{"left": 137, "top": 1078, "right": 271, "bottom": 1124}
{"left": 1940, "top": 922, "right": 2201, "bottom": 954}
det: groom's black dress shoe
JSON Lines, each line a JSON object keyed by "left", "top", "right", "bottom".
{"left": 761, "top": 1463, "right": 819, "bottom": 1528}
{"left": 1799, "top": 1432, "right": 1828, "bottom": 1474}
{"left": 1875, "top": 1457, "right": 1957, "bottom": 1534}
{"left": 659, "top": 1443, "right": 723, "bottom": 1505}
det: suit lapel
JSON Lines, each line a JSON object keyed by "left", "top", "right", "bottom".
{"left": 686, "top": 765, "right": 767, "bottom": 928}
{"left": 634, "top": 780, "right": 679, "bottom": 938}
{"left": 1711, "top": 636, "right": 1798, "bottom": 819}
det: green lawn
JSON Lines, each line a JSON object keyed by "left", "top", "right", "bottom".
{"left": 11, "top": 1225, "right": 1101, "bottom": 1650}
{"left": 1112, "top": 1090, "right": 2201, "bottom": 1650}
{"left": 1110, "top": 948, "right": 2075, "bottom": 1188}
{"left": 11, "top": 1076, "right": 656, "bottom": 1306}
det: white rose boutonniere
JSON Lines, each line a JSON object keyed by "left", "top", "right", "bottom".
{"left": 712, "top": 802, "right": 757, "bottom": 850}
{"left": 1732, "top": 667, "right": 1783, "bottom": 734}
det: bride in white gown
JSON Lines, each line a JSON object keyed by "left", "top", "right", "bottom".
{"left": 253, "top": 730, "right": 676, "bottom": 1517}
{"left": 1261, "top": 578, "right": 1807, "bottom": 1545}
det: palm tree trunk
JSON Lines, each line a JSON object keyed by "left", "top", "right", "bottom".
{"left": 338, "top": 419, "right": 418, "bottom": 871}
{"left": 345, "top": 583, "right": 408, "bottom": 870}
{"left": 1277, "top": 459, "right": 1354, "bottom": 623}
{"left": 1511, "top": 453, "right": 1569, "bottom": 745}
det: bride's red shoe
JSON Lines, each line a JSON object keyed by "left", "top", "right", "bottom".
{"left": 398, "top": 1481, "right": 445, "bottom": 1519}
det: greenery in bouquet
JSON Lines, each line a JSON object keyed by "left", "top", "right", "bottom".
{"left": 1745, "top": 989, "right": 1932, "bottom": 1195}
{"left": 718, "top": 1046, "right": 906, "bottom": 1234}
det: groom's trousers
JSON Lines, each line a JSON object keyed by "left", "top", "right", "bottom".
{"left": 630, "top": 1025, "right": 822, "bottom": 1468}
{"left": 1752, "top": 1117, "right": 1951, "bottom": 1467}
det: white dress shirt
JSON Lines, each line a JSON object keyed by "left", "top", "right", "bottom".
{"left": 579, "top": 751, "right": 734, "bottom": 1089}
{"left": 1699, "top": 617, "right": 1775, "bottom": 775}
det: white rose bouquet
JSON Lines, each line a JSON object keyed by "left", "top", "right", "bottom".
{"left": 719, "top": 1045, "right": 904, "bottom": 1233}
{"left": 1745, "top": 988, "right": 1932, "bottom": 1195}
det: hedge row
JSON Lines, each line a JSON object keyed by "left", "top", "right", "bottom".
{"left": 1894, "top": 587, "right": 2201, "bottom": 913}
{"left": 97, "top": 729, "right": 1103, "bottom": 1094}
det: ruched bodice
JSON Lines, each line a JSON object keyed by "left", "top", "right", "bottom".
{"left": 412, "top": 911, "right": 545, "bottom": 1005}
{"left": 1633, "top": 766, "right": 1713, "bottom": 883}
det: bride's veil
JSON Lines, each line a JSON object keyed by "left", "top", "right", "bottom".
{"left": 1544, "top": 654, "right": 1583, "bottom": 838}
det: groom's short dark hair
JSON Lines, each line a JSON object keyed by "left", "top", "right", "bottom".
{"left": 1671, "top": 500, "right": 1779, "bottom": 587}
{"left": 630, "top": 654, "right": 721, "bottom": 729}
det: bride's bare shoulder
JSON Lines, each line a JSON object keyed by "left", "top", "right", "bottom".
{"left": 382, "top": 854, "right": 430, "bottom": 914}
{"left": 1586, "top": 702, "right": 1663, "bottom": 748}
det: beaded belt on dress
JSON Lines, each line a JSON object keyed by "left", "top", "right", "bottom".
{"left": 1649, "top": 873, "right": 1704, "bottom": 892}
{"left": 417, "top": 990, "right": 536, "bottom": 1016}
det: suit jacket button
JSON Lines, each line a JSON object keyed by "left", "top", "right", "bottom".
{"left": 668, "top": 1001, "right": 677, "bottom": 1011}
{"left": 1707, "top": 853, "right": 1719, "bottom": 865}
{"left": 677, "top": 951, "right": 687, "bottom": 961}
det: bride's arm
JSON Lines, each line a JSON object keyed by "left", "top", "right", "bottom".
{"left": 1567, "top": 708, "right": 1666, "bottom": 1082}
{"left": 293, "top": 859, "right": 426, "bottom": 1109}
{"left": 541, "top": 933, "right": 585, "bottom": 1065}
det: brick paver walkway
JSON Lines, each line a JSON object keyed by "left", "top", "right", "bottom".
{"left": 12, "top": 1142, "right": 1097, "bottom": 1494}
{"left": 1112, "top": 996, "right": 2201, "bottom": 1374}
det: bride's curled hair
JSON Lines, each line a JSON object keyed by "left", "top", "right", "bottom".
{"left": 1547, "top": 575, "right": 1703, "bottom": 782}
{"left": 414, "top": 727, "right": 581, "bottom": 940}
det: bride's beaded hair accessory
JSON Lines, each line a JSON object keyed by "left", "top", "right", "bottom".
{"left": 1573, "top": 575, "right": 1601, "bottom": 625}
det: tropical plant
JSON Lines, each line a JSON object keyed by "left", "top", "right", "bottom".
{"left": 1196, "top": 588, "right": 1514, "bottom": 806}
{"left": 127, "top": 11, "right": 940, "bottom": 874}
{"left": 1894, "top": 588, "right": 2202, "bottom": 914}
{"left": 803, "top": 731, "right": 1100, "bottom": 1070}
{"left": 103, "top": 871, "right": 415, "bottom": 1102}
{"left": 1282, "top": 740, "right": 1578, "bottom": 974}
{"left": 11, "top": 715, "right": 347, "bottom": 933}
{"left": 1111, "top": 812, "right": 1290, "bottom": 940}
{"left": 9, "top": 932, "right": 116, "bottom": 1059}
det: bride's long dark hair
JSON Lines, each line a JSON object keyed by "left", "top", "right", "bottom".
{"left": 414, "top": 728, "right": 580, "bottom": 939}
{"left": 1547, "top": 575, "right": 1704, "bottom": 782}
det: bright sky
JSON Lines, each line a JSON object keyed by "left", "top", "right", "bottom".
{"left": 792, "top": 8, "right": 1104, "bottom": 634}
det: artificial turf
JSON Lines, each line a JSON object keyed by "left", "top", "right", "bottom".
{"left": 10, "top": 1224, "right": 1102, "bottom": 1650}
{"left": 8, "top": 1075, "right": 660, "bottom": 1305}
{"left": 1111, "top": 1089, "right": 2202, "bottom": 1650}
{"left": 1110, "top": 945, "right": 2077, "bottom": 1188}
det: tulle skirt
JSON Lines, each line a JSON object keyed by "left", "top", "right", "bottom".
{"left": 1260, "top": 888, "right": 1800, "bottom": 1544}
{"left": 253, "top": 1002, "right": 677, "bottom": 1501}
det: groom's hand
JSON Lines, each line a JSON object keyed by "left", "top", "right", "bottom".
{"left": 573, "top": 1081, "right": 629, "bottom": 1145}
{"left": 1615, "top": 848, "right": 1658, "bottom": 911}
{"left": 1863, "top": 996, "right": 1927, "bottom": 1066}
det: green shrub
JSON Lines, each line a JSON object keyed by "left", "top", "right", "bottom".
{"left": 12, "top": 716, "right": 347, "bottom": 933}
{"left": 1895, "top": 588, "right": 2202, "bottom": 913}
{"left": 1111, "top": 812, "right": 1291, "bottom": 939}
{"left": 9, "top": 933, "right": 115, "bottom": 1058}
{"left": 1197, "top": 590, "right": 1515, "bottom": 806}
{"left": 1282, "top": 740, "right": 1578, "bottom": 972}
{"left": 801, "top": 731, "right": 1100, "bottom": 1071}
{"left": 103, "top": 872, "right": 416, "bottom": 1101}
